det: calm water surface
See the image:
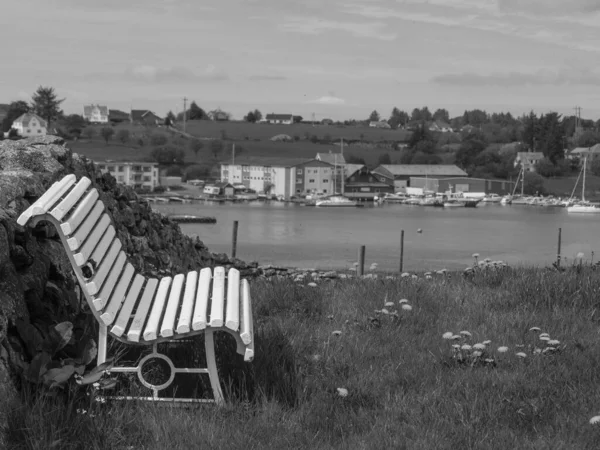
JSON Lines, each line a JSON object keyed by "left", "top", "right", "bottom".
{"left": 153, "top": 202, "right": 599, "bottom": 271}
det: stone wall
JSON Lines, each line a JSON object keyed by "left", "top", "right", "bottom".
{"left": 0, "top": 135, "right": 258, "bottom": 398}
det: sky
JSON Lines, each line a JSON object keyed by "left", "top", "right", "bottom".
{"left": 2, "top": 0, "right": 600, "bottom": 122}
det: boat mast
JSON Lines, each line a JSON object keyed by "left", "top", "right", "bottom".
{"left": 582, "top": 157, "right": 587, "bottom": 202}
{"left": 510, "top": 168, "right": 521, "bottom": 197}
{"left": 520, "top": 166, "right": 524, "bottom": 197}
{"left": 334, "top": 153, "right": 338, "bottom": 194}
{"left": 341, "top": 138, "right": 345, "bottom": 195}
{"left": 568, "top": 162, "right": 584, "bottom": 202}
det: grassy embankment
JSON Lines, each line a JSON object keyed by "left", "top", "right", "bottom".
{"left": 69, "top": 122, "right": 408, "bottom": 168}
{"left": 4, "top": 264, "right": 600, "bottom": 449}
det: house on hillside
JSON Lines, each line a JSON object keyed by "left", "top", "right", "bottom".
{"left": 213, "top": 111, "right": 229, "bottom": 121}
{"left": 108, "top": 109, "right": 130, "bottom": 123}
{"left": 265, "top": 113, "right": 293, "bottom": 125}
{"left": 428, "top": 121, "right": 453, "bottom": 133}
{"left": 83, "top": 104, "right": 109, "bottom": 123}
{"left": 461, "top": 124, "right": 478, "bottom": 133}
{"left": 11, "top": 113, "right": 47, "bottom": 137}
{"left": 369, "top": 120, "right": 391, "bottom": 129}
{"left": 372, "top": 164, "right": 468, "bottom": 190}
{"left": 130, "top": 109, "right": 163, "bottom": 126}
{"left": 96, "top": 161, "right": 159, "bottom": 191}
{"left": 514, "top": 151, "right": 544, "bottom": 172}
{"left": 569, "top": 144, "right": 600, "bottom": 162}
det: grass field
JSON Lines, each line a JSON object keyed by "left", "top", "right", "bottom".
{"left": 69, "top": 134, "right": 400, "bottom": 167}
{"left": 4, "top": 265, "right": 600, "bottom": 449}
{"left": 178, "top": 120, "right": 412, "bottom": 142}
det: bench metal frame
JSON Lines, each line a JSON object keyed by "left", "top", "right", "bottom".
{"left": 18, "top": 175, "right": 254, "bottom": 404}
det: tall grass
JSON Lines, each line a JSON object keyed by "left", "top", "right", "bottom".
{"left": 4, "top": 267, "right": 600, "bottom": 449}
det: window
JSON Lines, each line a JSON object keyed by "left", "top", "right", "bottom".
{"left": 107, "top": 166, "right": 115, "bottom": 172}
{"left": 296, "top": 189, "right": 301, "bottom": 193}
{"left": 37, "top": 129, "right": 42, "bottom": 133}
{"left": 27, "top": 129, "right": 31, "bottom": 133}
{"left": 117, "top": 176, "right": 124, "bottom": 182}
{"left": 323, "top": 179, "right": 328, "bottom": 183}
{"left": 309, "top": 179, "right": 315, "bottom": 183}
{"left": 143, "top": 166, "right": 151, "bottom": 172}
{"left": 296, "top": 178, "right": 302, "bottom": 184}
{"left": 350, "top": 176, "right": 356, "bottom": 182}
{"left": 143, "top": 176, "right": 151, "bottom": 182}
{"left": 296, "top": 169, "right": 303, "bottom": 174}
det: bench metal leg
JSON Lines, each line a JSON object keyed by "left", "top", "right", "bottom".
{"left": 205, "top": 330, "right": 224, "bottom": 405}
{"left": 98, "top": 324, "right": 108, "bottom": 365}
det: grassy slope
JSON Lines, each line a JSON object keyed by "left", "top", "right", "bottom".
{"left": 5, "top": 266, "right": 600, "bottom": 449}
{"left": 179, "top": 120, "right": 412, "bottom": 142}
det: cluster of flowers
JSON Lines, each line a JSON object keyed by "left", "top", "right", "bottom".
{"left": 465, "top": 253, "right": 509, "bottom": 273}
{"left": 442, "top": 327, "right": 562, "bottom": 365}
{"left": 374, "top": 297, "right": 413, "bottom": 317}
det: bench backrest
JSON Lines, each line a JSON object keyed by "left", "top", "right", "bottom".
{"left": 17, "top": 175, "right": 253, "bottom": 352}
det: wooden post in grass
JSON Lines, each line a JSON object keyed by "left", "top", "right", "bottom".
{"left": 399, "top": 230, "right": 405, "bottom": 272}
{"left": 358, "top": 245, "right": 365, "bottom": 276}
{"left": 556, "top": 227, "right": 562, "bottom": 267}
{"left": 231, "top": 220, "right": 239, "bottom": 259}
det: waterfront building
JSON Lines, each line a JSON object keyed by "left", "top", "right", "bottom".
{"left": 569, "top": 145, "right": 600, "bottom": 163}
{"left": 83, "top": 104, "right": 109, "bottom": 123}
{"left": 220, "top": 157, "right": 336, "bottom": 198}
{"left": 96, "top": 161, "right": 159, "bottom": 191}
{"left": 410, "top": 177, "right": 515, "bottom": 195}
{"left": 372, "top": 164, "right": 467, "bottom": 190}
{"left": 344, "top": 164, "right": 394, "bottom": 200}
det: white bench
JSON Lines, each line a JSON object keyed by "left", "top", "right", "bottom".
{"left": 17, "top": 174, "right": 254, "bottom": 404}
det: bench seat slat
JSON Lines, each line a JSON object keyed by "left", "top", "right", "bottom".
{"left": 192, "top": 268, "right": 211, "bottom": 331}
{"left": 111, "top": 274, "right": 145, "bottom": 337}
{"left": 50, "top": 177, "right": 91, "bottom": 221}
{"left": 239, "top": 279, "right": 253, "bottom": 345}
{"left": 73, "top": 214, "right": 110, "bottom": 266}
{"left": 31, "top": 174, "right": 77, "bottom": 216}
{"left": 61, "top": 189, "right": 99, "bottom": 236}
{"left": 143, "top": 277, "right": 172, "bottom": 341}
{"left": 66, "top": 200, "right": 104, "bottom": 251}
{"left": 89, "top": 225, "right": 115, "bottom": 268}
{"left": 160, "top": 273, "right": 185, "bottom": 338}
{"left": 209, "top": 267, "right": 225, "bottom": 328}
{"left": 17, "top": 175, "right": 77, "bottom": 226}
{"left": 93, "top": 251, "right": 126, "bottom": 311}
{"left": 86, "top": 239, "right": 121, "bottom": 296}
{"left": 100, "top": 263, "right": 135, "bottom": 325}
{"left": 176, "top": 271, "right": 198, "bottom": 334}
{"left": 127, "top": 278, "right": 159, "bottom": 342}
{"left": 225, "top": 268, "right": 240, "bottom": 331}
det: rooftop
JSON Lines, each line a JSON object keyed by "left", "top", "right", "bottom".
{"left": 571, "top": 144, "right": 600, "bottom": 154}
{"left": 316, "top": 152, "right": 346, "bottom": 165}
{"left": 223, "top": 156, "right": 313, "bottom": 167}
{"left": 374, "top": 164, "right": 468, "bottom": 177}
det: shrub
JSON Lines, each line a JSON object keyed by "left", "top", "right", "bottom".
{"left": 150, "top": 133, "right": 168, "bottom": 146}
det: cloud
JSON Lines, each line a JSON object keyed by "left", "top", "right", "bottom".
{"left": 308, "top": 95, "right": 345, "bottom": 105}
{"left": 126, "top": 65, "right": 229, "bottom": 82}
{"left": 279, "top": 16, "right": 396, "bottom": 40}
{"left": 431, "top": 68, "right": 600, "bottom": 87}
{"left": 497, "top": 0, "right": 600, "bottom": 15}
{"left": 247, "top": 74, "right": 288, "bottom": 81}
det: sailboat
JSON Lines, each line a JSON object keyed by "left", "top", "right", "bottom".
{"left": 567, "top": 157, "right": 600, "bottom": 214}
{"left": 501, "top": 166, "right": 527, "bottom": 205}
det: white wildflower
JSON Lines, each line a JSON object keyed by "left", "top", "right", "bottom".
{"left": 472, "top": 253, "right": 480, "bottom": 258}
{"left": 332, "top": 330, "right": 342, "bottom": 336}
{"left": 529, "top": 327, "right": 541, "bottom": 332}
{"left": 399, "top": 299, "right": 409, "bottom": 304}
{"left": 547, "top": 339, "right": 560, "bottom": 346}
{"left": 461, "top": 344, "right": 472, "bottom": 351}
{"left": 482, "top": 340, "right": 492, "bottom": 345}
{"left": 473, "top": 343, "right": 486, "bottom": 350}
{"left": 401, "top": 272, "right": 410, "bottom": 277}
{"left": 472, "top": 350, "right": 482, "bottom": 357}
{"left": 385, "top": 301, "right": 394, "bottom": 307}
{"left": 459, "top": 330, "right": 472, "bottom": 337}
{"left": 381, "top": 309, "right": 390, "bottom": 315}
{"left": 515, "top": 352, "right": 527, "bottom": 358}
{"left": 590, "top": 416, "right": 600, "bottom": 425}
{"left": 539, "top": 336, "right": 550, "bottom": 341}
{"left": 401, "top": 304, "right": 412, "bottom": 311}
{"left": 442, "top": 332, "right": 454, "bottom": 340}
{"left": 497, "top": 346, "right": 509, "bottom": 353}
{"left": 308, "top": 282, "right": 317, "bottom": 287}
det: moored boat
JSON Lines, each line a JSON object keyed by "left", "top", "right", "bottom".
{"left": 315, "top": 195, "right": 360, "bottom": 207}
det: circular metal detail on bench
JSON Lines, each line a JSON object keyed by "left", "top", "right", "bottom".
{"left": 137, "top": 353, "right": 176, "bottom": 391}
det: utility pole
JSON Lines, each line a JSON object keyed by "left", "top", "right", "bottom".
{"left": 312, "top": 112, "right": 316, "bottom": 126}
{"left": 183, "top": 97, "right": 188, "bottom": 132}
{"left": 573, "top": 106, "right": 581, "bottom": 129}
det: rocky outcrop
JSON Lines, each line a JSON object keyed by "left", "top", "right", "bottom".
{"left": 0, "top": 135, "right": 257, "bottom": 402}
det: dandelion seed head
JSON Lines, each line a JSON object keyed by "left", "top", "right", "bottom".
{"left": 442, "top": 332, "right": 454, "bottom": 340}
{"left": 497, "top": 346, "right": 509, "bottom": 353}
{"left": 590, "top": 416, "right": 600, "bottom": 425}
{"left": 401, "top": 304, "right": 412, "bottom": 311}
{"left": 461, "top": 344, "right": 472, "bottom": 351}
{"left": 336, "top": 387, "right": 349, "bottom": 397}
